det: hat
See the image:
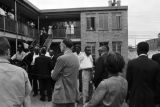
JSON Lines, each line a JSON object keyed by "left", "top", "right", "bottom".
{"left": 98, "top": 46, "right": 107, "bottom": 51}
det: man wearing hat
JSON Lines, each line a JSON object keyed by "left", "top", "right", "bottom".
{"left": 93, "top": 45, "right": 109, "bottom": 88}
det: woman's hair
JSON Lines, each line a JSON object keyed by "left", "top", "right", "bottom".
{"left": 104, "top": 52, "right": 125, "bottom": 74}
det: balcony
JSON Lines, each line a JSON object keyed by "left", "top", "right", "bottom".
{"left": 52, "top": 28, "right": 81, "bottom": 39}
{"left": 0, "top": 15, "right": 38, "bottom": 39}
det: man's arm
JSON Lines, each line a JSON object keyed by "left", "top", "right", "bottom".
{"left": 126, "top": 61, "right": 132, "bottom": 102}
{"left": 23, "top": 70, "right": 32, "bottom": 107}
{"left": 93, "top": 57, "right": 103, "bottom": 88}
{"left": 11, "top": 54, "right": 16, "bottom": 60}
{"left": 85, "top": 81, "right": 108, "bottom": 107}
{"left": 51, "top": 57, "right": 65, "bottom": 81}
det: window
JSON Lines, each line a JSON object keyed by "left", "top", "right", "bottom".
{"left": 112, "top": 13, "right": 122, "bottom": 30}
{"left": 87, "top": 42, "right": 96, "bottom": 60}
{"left": 99, "top": 42, "right": 109, "bottom": 47}
{"left": 112, "top": 41, "right": 122, "bottom": 54}
{"left": 99, "top": 14, "right": 108, "bottom": 30}
{"left": 86, "top": 17, "right": 95, "bottom": 31}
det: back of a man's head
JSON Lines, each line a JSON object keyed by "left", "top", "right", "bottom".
{"left": 40, "top": 47, "right": 46, "bottom": 55}
{"left": 137, "top": 42, "right": 149, "bottom": 55}
{"left": 0, "top": 37, "right": 10, "bottom": 56}
{"left": 63, "top": 38, "right": 73, "bottom": 49}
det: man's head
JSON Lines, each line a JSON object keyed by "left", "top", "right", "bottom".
{"left": 42, "top": 45, "right": 47, "bottom": 50}
{"left": 34, "top": 45, "right": 39, "bottom": 54}
{"left": 98, "top": 46, "right": 109, "bottom": 56}
{"left": 49, "top": 49, "right": 54, "bottom": 57}
{"left": 137, "top": 42, "right": 149, "bottom": 55}
{"left": 85, "top": 46, "right": 91, "bottom": 56}
{"left": 0, "top": 37, "right": 10, "bottom": 58}
{"left": 60, "top": 38, "right": 73, "bottom": 52}
{"left": 28, "top": 45, "right": 34, "bottom": 53}
{"left": 40, "top": 47, "right": 46, "bottom": 55}
{"left": 17, "top": 43, "right": 23, "bottom": 53}
{"left": 75, "top": 45, "right": 81, "bottom": 54}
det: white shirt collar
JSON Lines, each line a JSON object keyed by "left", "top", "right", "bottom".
{"left": 138, "top": 54, "right": 147, "bottom": 57}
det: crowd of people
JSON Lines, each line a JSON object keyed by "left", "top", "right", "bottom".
{"left": 0, "top": 36, "right": 160, "bottom": 107}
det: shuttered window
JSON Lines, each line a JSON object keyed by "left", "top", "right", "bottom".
{"left": 99, "top": 14, "right": 108, "bottom": 30}
{"left": 112, "top": 13, "right": 122, "bottom": 30}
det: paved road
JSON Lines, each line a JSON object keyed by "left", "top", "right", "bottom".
{"left": 30, "top": 94, "right": 83, "bottom": 107}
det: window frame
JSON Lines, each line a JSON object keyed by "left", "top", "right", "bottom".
{"left": 86, "top": 16, "right": 96, "bottom": 31}
{"left": 112, "top": 41, "right": 122, "bottom": 54}
{"left": 112, "top": 13, "right": 122, "bottom": 30}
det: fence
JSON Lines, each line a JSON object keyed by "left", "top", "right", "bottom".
{"left": 0, "top": 15, "right": 38, "bottom": 39}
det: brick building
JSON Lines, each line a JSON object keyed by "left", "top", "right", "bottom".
{"left": 0, "top": 0, "right": 128, "bottom": 60}
{"left": 80, "top": 6, "right": 128, "bottom": 60}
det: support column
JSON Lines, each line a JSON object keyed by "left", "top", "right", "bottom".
{"left": 15, "top": 0, "right": 18, "bottom": 52}
{"left": 38, "top": 16, "right": 40, "bottom": 42}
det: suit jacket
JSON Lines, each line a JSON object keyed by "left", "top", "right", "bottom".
{"left": 34, "top": 55, "right": 52, "bottom": 79}
{"left": 22, "top": 52, "right": 34, "bottom": 74}
{"left": 152, "top": 53, "right": 160, "bottom": 65}
{"left": 126, "top": 55, "right": 160, "bottom": 107}
{"left": 51, "top": 50, "right": 79, "bottom": 104}
{"left": 93, "top": 53, "right": 108, "bottom": 88}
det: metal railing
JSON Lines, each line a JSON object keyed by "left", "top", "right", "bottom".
{"left": 0, "top": 15, "right": 38, "bottom": 39}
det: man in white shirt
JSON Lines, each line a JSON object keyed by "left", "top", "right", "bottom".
{"left": 80, "top": 46, "right": 93, "bottom": 104}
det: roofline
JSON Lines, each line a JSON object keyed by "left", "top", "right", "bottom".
{"left": 17, "top": 1, "right": 127, "bottom": 14}
{"left": 40, "top": 6, "right": 128, "bottom": 13}
{"left": 22, "top": 0, "right": 40, "bottom": 12}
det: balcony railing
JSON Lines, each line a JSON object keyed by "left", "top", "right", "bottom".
{"left": 0, "top": 15, "right": 38, "bottom": 39}
{"left": 52, "top": 28, "right": 81, "bottom": 39}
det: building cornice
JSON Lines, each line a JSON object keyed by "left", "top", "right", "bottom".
{"left": 40, "top": 6, "right": 128, "bottom": 13}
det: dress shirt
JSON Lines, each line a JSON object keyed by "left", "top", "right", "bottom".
{"left": 11, "top": 51, "right": 26, "bottom": 61}
{"left": 0, "top": 58, "right": 32, "bottom": 107}
{"left": 80, "top": 52, "right": 93, "bottom": 70}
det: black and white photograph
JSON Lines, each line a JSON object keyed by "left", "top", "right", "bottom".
{"left": 0, "top": 0, "right": 160, "bottom": 107}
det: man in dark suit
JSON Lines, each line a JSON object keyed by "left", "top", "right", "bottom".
{"left": 49, "top": 49, "right": 56, "bottom": 91}
{"left": 34, "top": 47, "right": 53, "bottom": 101}
{"left": 51, "top": 38, "right": 79, "bottom": 107}
{"left": 126, "top": 42, "right": 160, "bottom": 107}
{"left": 93, "top": 46, "right": 109, "bottom": 88}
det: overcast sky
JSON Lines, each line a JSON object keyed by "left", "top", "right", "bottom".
{"left": 29, "top": 0, "right": 160, "bottom": 46}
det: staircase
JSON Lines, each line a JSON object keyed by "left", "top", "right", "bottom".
{"left": 43, "top": 34, "right": 53, "bottom": 50}
{"left": 31, "top": 39, "right": 39, "bottom": 47}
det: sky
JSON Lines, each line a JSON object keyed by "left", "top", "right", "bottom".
{"left": 29, "top": 0, "right": 160, "bottom": 46}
